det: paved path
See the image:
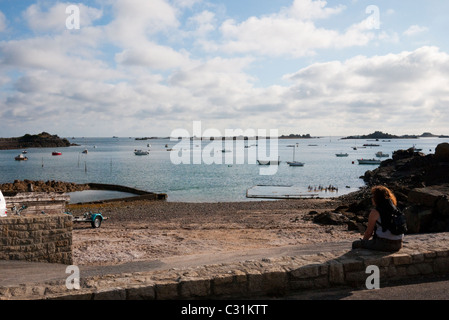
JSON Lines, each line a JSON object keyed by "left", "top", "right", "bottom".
{"left": 3, "top": 233, "right": 449, "bottom": 300}
{"left": 0, "top": 241, "right": 353, "bottom": 287}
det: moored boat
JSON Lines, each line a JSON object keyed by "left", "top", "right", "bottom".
{"left": 15, "top": 154, "right": 28, "bottom": 161}
{"left": 375, "top": 151, "right": 389, "bottom": 157}
{"left": 257, "top": 157, "right": 281, "bottom": 165}
{"left": 52, "top": 151, "right": 62, "bottom": 156}
{"left": 134, "top": 149, "right": 149, "bottom": 155}
{"left": 287, "top": 143, "right": 304, "bottom": 167}
{"left": 287, "top": 161, "right": 304, "bottom": 167}
{"left": 357, "top": 159, "right": 381, "bottom": 165}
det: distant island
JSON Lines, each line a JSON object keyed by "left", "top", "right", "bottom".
{"left": 279, "top": 134, "right": 315, "bottom": 139}
{"left": 0, "top": 132, "right": 77, "bottom": 150}
{"left": 342, "top": 131, "right": 449, "bottom": 140}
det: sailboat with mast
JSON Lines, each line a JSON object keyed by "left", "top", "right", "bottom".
{"left": 287, "top": 143, "right": 304, "bottom": 167}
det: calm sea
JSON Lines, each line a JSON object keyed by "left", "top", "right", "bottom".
{"left": 0, "top": 136, "right": 446, "bottom": 203}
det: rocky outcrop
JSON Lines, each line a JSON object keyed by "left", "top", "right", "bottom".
{"left": 0, "top": 180, "right": 90, "bottom": 195}
{"left": 312, "top": 143, "right": 449, "bottom": 234}
{"left": 0, "top": 132, "right": 77, "bottom": 150}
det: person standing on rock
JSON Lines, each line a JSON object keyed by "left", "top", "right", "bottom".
{"left": 352, "top": 186, "right": 404, "bottom": 252}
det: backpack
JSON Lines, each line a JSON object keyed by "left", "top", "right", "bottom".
{"left": 377, "top": 202, "right": 407, "bottom": 235}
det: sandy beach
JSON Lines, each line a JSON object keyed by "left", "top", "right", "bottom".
{"left": 68, "top": 198, "right": 362, "bottom": 266}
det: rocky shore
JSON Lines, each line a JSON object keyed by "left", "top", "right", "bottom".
{"left": 308, "top": 142, "right": 449, "bottom": 234}
{"left": 0, "top": 180, "right": 90, "bottom": 195}
{"left": 0, "top": 132, "right": 76, "bottom": 150}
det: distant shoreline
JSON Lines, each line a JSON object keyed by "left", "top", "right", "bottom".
{"left": 0, "top": 132, "right": 78, "bottom": 151}
{"left": 341, "top": 131, "right": 449, "bottom": 140}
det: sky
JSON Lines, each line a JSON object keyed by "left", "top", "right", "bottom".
{"left": 0, "top": 0, "right": 449, "bottom": 138}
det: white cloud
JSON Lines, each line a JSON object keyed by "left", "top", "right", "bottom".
{"left": 106, "top": 0, "right": 179, "bottom": 47}
{"left": 173, "top": 0, "right": 203, "bottom": 9}
{"left": 208, "top": 0, "right": 376, "bottom": 57}
{"left": 115, "top": 42, "right": 192, "bottom": 69}
{"left": 1, "top": 1, "right": 448, "bottom": 137}
{"left": 403, "top": 25, "right": 429, "bottom": 36}
{"left": 284, "top": 0, "right": 345, "bottom": 20}
{"left": 282, "top": 46, "right": 449, "bottom": 133}
{"left": 187, "top": 10, "right": 216, "bottom": 36}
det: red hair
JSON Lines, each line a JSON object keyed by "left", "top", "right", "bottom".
{"left": 371, "top": 185, "right": 397, "bottom": 207}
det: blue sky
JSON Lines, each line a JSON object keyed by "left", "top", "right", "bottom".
{"left": 1, "top": 0, "right": 449, "bottom": 137}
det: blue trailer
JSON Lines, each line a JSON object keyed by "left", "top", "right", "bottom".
{"left": 65, "top": 211, "right": 108, "bottom": 228}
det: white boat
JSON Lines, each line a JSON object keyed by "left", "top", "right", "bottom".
{"left": 15, "top": 154, "right": 28, "bottom": 161}
{"left": 257, "top": 157, "right": 281, "bottom": 165}
{"left": 358, "top": 159, "right": 381, "bottom": 165}
{"left": 134, "top": 149, "right": 149, "bottom": 155}
{"left": 287, "top": 143, "right": 304, "bottom": 167}
{"left": 375, "top": 151, "right": 389, "bottom": 157}
{"left": 336, "top": 153, "right": 349, "bottom": 157}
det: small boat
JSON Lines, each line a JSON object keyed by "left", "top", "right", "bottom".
{"left": 257, "top": 157, "right": 281, "bottom": 165}
{"left": 358, "top": 159, "right": 381, "bottom": 165}
{"left": 257, "top": 160, "right": 281, "bottom": 165}
{"left": 336, "top": 153, "right": 349, "bottom": 157}
{"left": 287, "top": 161, "right": 305, "bottom": 167}
{"left": 52, "top": 151, "right": 62, "bottom": 156}
{"left": 15, "top": 154, "right": 28, "bottom": 161}
{"left": 221, "top": 149, "right": 231, "bottom": 153}
{"left": 363, "top": 143, "right": 380, "bottom": 147}
{"left": 287, "top": 144, "right": 304, "bottom": 167}
{"left": 375, "top": 151, "right": 389, "bottom": 157}
{"left": 22, "top": 150, "right": 27, "bottom": 154}
{"left": 82, "top": 149, "right": 88, "bottom": 154}
{"left": 134, "top": 149, "right": 149, "bottom": 155}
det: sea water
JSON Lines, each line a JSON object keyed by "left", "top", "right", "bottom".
{"left": 0, "top": 137, "right": 447, "bottom": 202}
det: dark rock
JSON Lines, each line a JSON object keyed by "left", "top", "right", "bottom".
{"left": 435, "top": 143, "right": 449, "bottom": 161}
{"left": 408, "top": 186, "right": 447, "bottom": 207}
{"left": 312, "top": 211, "right": 349, "bottom": 225}
{"left": 0, "top": 132, "right": 75, "bottom": 150}
{"left": 403, "top": 205, "right": 432, "bottom": 233}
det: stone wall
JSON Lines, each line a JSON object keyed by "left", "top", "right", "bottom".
{"left": 4, "top": 192, "right": 69, "bottom": 216}
{"left": 0, "top": 215, "right": 72, "bottom": 265}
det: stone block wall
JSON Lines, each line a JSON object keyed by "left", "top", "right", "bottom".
{"left": 4, "top": 192, "right": 69, "bottom": 216}
{"left": 0, "top": 215, "right": 72, "bottom": 265}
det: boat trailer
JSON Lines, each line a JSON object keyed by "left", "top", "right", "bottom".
{"left": 65, "top": 211, "right": 108, "bottom": 228}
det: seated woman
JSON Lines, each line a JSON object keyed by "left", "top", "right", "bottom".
{"left": 352, "top": 186, "right": 404, "bottom": 252}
